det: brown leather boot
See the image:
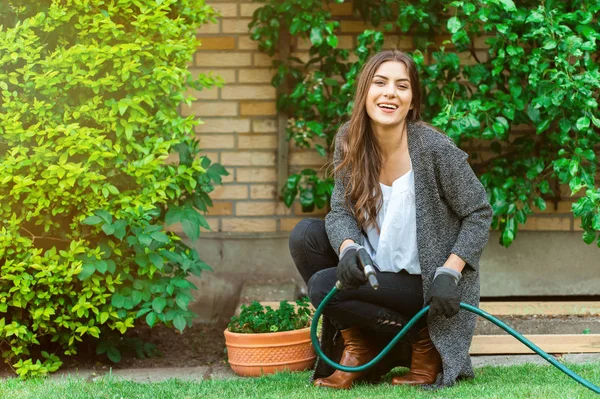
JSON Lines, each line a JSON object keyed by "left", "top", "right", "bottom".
{"left": 391, "top": 326, "right": 442, "bottom": 386}
{"left": 313, "top": 326, "right": 375, "bottom": 389}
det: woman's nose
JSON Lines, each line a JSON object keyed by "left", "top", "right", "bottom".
{"left": 384, "top": 84, "right": 396, "bottom": 97}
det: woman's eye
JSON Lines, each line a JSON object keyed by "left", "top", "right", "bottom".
{"left": 398, "top": 85, "right": 408, "bottom": 89}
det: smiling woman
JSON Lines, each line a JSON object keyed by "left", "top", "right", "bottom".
{"left": 289, "top": 50, "right": 493, "bottom": 391}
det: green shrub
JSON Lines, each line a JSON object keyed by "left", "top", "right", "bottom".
{"left": 0, "top": 0, "right": 226, "bottom": 377}
{"left": 227, "top": 297, "right": 313, "bottom": 334}
{"left": 250, "top": 0, "right": 600, "bottom": 247}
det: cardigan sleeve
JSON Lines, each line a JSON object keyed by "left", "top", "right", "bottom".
{"left": 435, "top": 138, "right": 493, "bottom": 271}
{"left": 324, "top": 123, "right": 362, "bottom": 255}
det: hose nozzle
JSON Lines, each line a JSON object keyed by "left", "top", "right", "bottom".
{"left": 358, "top": 248, "right": 379, "bottom": 290}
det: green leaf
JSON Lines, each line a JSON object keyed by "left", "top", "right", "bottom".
{"left": 96, "top": 210, "right": 112, "bottom": 224}
{"left": 498, "top": 0, "right": 516, "bottom": 12}
{"left": 95, "top": 260, "right": 107, "bottom": 274}
{"left": 447, "top": 17, "right": 461, "bottom": 34}
{"left": 152, "top": 297, "right": 167, "bottom": 314}
{"left": 315, "top": 144, "right": 326, "bottom": 157}
{"left": 173, "top": 315, "right": 186, "bottom": 332}
{"left": 111, "top": 293, "right": 125, "bottom": 308}
{"left": 165, "top": 207, "right": 184, "bottom": 226}
{"left": 83, "top": 216, "right": 103, "bottom": 225}
{"left": 149, "top": 253, "right": 164, "bottom": 269}
{"left": 576, "top": 117, "right": 590, "bottom": 131}
{"left": 310, "top": 28, "right": 323, "bottom": 46}
{"left": 326, "top": 35, "right": 338, "bottom": 48}
{"left": 146, "top": 312, "right": 157, "bottom": 327}
{"left": 150, "top": 231, "right": 169, "bottom": 243}
{"left": 78, "top": 264, "right": 96, "bottom": 280}
{"left": 107, "top": 347, "right": 121, "bottom": 363}
{"left": 176, "top": 294, "right": 191, "bottom": 310}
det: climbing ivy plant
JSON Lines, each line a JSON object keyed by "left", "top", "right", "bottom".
{"left": 249, "top": 0, "right": 600, "bottom": 248}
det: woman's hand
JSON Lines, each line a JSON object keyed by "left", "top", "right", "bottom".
{"left": 336, "top": 244, "right": 368, "bottom": 290}
{"left": 424, "top": 274, "right": 461, "bottom": 323}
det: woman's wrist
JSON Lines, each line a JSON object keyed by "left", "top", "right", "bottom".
{"left": 339, "top": 239, "right": 356, "bottom": 257}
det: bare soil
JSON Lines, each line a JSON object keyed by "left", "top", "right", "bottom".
{"left": 0, "top": 321, "right": 229, "bottom": 376}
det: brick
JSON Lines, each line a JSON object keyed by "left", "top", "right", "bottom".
{"left": 280, "top": 217, "right": 306, "bottom": 232}
{"left": 240, "top": 3, "right": 262, "bottom": 17}
{"left": 185, "top": 87, "right": 218, "bottom": 100}
{"left": 293, "top": 202, "right": 329, "bottom": 216}
{"left": 521, "top": 216, "right": 571, "bottom": 231}
{"left": 252, "top": 119, "right": 277, "bottom": 133}
{"left": 195, "top": 118, "right": 251, "bottom": 133}
{"left": 198, "top": 36, "right": 236, "bottom": 50}
{"left": 534, "top": 201, "right": 574, "bottom": 214}
{"left": 328, "top": 2, "right": 353, "bottom": 16}
{"left": 235, "top": 201, "right": 291, "bottom": 216}
{"left": 195, "top": 52, "right": 252, "bottom": 67}
{"left": 340, "top": 21, "right": 373, "bottom": 33}
{"left": 222, "top": 218, "right": 277, "bottom": 232}
{"left": 207, "top": 201, "right": 233, "bottom": 216}
{"left": 190, "top": 68, "right": 236, "bottom": 84}
{"left": 253, "top": 52, "right": 277, "bottom": 67}
{"left": 559, "top": 183, "right": 585, "bottom": 198}
{"left": 240, "top": 101, "right": 277, "bottom": 116}
{"left": 236, "top": 167, "right": 277, "bottom": 182}
{"left": 206, "top": 217, "right": 220, "bottom": 232}
{"left": 573, "top": 217, "right": 584, "bottom": 231}
{"left": 289, "top": 136, "right": 328, "bottom": 151}
{"left": 197, "top": 23, "right": 220, "bottom": 35}
{"left": 289, "top": 51, "right": 310, "bottom": 63}
{"left": 238, "top": 134, "right": 278, "bottom": 149}
{"left": 250, "top": 183, "right": 277, "bottom": 199}
{"left": 212, "top": 3, "right": 238, "bottom": 17}
{"left": 289, "top": 151, "right": 327, "bottom": 166}
{"left": 238, "top": 69, "right": 274, "bottom": 83}
{"left": 210, "top": 185, "right": 248, "bottom": 200}
{"left": 222, "top": 18, "right": 253, "bottom": 34}
{"left": 199, "top": 151, "right": 221, "bottom": 163}
{"left": 220, "top": 169, "right": 235, "bottom": 183}
{"left": 181, "top": 101, "right": 237, "bottom": 117}
{"left": 221, "top": 85, "right": 276, "bottom": 100}
{"left": 238, "top": 35, "right": 260, "bottom": 50}
{"left": 458, "top": 51, "right": 489, "bottom": 65}
{"left": 383, "top": 35, "right": 413, "bottom": 51}
{"left": 197, "top": 134, "right": 235, "bottom": 149}
{"left": 165, "top": 218, "right": 220, "bottom": 234}
{"left": 474, "top": 36, "right": 493, "bottom": 49}
{"left": 221, "top": 151, "right": 276, "bottom": 166}
{"left": 297, "top": 35, "right": 354, "bottom": 50}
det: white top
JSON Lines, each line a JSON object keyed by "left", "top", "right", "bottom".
{"left": 362, "top": 160, "right": 421, "bottom": 275}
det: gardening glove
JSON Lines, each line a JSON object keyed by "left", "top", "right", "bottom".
{"left": 336, "top": 243, "right": 368, "bottom": 290}
{"left": 424, "top": 268, "right": 462, "bottom": 324}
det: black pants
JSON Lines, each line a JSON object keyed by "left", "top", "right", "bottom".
{"left": 289, "top": 218, "right": 426, "bottom": 332}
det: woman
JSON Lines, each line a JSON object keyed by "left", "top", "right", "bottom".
{"left": 289, "top": 50, "right": 493, "bottom": 390}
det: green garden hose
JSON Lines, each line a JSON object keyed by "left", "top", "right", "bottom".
{"left": 310, "top": 286, "right": 600, "bottom": 394}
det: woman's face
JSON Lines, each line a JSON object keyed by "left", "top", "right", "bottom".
{"left": 365, "top": 61, "right": 413, "bottom": 129}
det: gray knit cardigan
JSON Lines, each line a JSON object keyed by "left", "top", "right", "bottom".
{"left": 323, "top": 120, "right": 493, "bottom": 389}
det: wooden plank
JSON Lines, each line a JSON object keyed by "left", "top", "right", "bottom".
{"left": 470, "top": 334, "right": 600, "bottom": 354}
{"left": 479, "top": 301, "right": 600, "bottom": 316}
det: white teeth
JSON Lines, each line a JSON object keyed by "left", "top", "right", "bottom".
{"left": 378, "top": 104, "right": 397, "bottom": 110}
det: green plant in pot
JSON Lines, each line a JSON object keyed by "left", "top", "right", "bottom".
{"left": 224, "top": 297, "right": 316, "bottom": 377}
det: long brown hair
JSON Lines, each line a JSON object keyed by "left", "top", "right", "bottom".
{"left": 335, "top": 50, "right": 422, "bottom": 231}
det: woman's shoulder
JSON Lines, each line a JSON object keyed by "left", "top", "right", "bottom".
{"left": 410, "top": 121, "right": 457, "bottom": 150}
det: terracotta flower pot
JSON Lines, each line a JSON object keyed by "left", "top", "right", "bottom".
{"left": 223, "top": 326, "right": 316, "bottom": 377}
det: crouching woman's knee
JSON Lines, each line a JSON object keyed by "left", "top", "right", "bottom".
{"left": 307, "top": 270, "right": 335, "bottom": 309}
{"left": 288, "top": 218, "right": 324, "bottom": 254}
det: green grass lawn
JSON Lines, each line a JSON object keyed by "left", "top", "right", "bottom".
{"left": 1, "top": 362, "right": 599, "bottom": 399}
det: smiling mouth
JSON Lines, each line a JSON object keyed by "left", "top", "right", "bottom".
{"left": 378, "top": 103, "right": 398, "bottom": 111}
